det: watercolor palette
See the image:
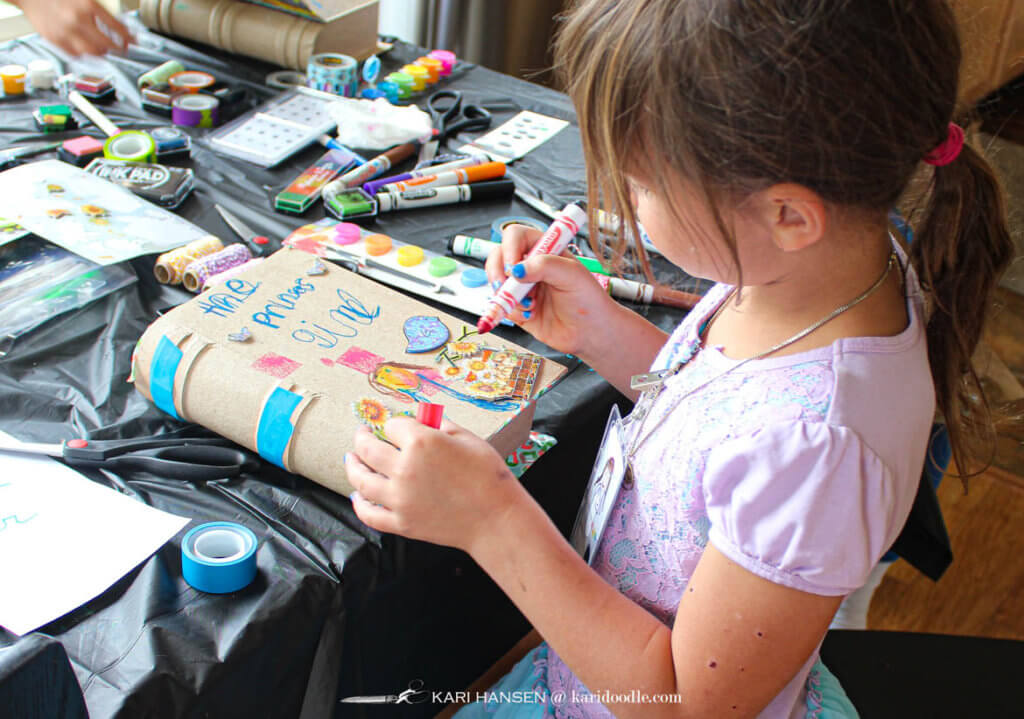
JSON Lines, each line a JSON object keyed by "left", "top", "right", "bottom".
{"left": 283, "top": 218, "right": 500, "bottom": 318}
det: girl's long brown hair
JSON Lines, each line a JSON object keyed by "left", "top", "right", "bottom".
{"left": 554, "top": 0, "right": 1015, "bottom": 479}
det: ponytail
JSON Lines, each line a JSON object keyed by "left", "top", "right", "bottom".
{"left": 911, "top": 139, "right": 1015, "bottom": 481}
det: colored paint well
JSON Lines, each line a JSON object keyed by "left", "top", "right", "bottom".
{"left": 428, "top": 256, "right": 458, "bottom": 277}
{"left": 460, "top": 267, "right": 489, "bottom": 288}
{"left": 397, "top": 245, "right": 424, "bottom": 267}
{"left": 333, "top": 222, "right": 362, "bottom": 245}
{"left": 364, "top": 233, "right": 393, "bottom": 256}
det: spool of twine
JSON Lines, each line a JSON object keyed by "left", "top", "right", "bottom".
{"left": 182, "top": 243, "right": 253, "bottom": 292}
{"left": 154, "top": 235, "right": 224, "bottom": 284}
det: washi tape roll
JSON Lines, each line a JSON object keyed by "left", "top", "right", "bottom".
{"left": 1, "top": 64, "right": 27, "bottom": 96}
{"left": 154, "top": 235, "right": 225, "bottom": 284}
{"left": 172, "top": 94, "right": 220, "bottom": 128}
{"left": 167, "top": 70, "right": 215, "bottom": 94}
{"left": 104, "top": 130, "right": 157, "bottom": 163}
{"left": 490, "top": 216, "right": 547, "bottom": 244}
{"left": 181, "top": 522, "right": 258, "bottom": 594}
{"left": 306, "top": 53, "right": 357, "bottom": 97}
{"left": 182, "top": 243, "right": 253, "bottom": 292}
{"left": 266, "top": 70, "right": 307, "bottom": 90}
{"left": 138, "top": 60, "right": 185, "bottom": 89}
{"left": 27, "top": 59, "right": 56, "bottom": 90}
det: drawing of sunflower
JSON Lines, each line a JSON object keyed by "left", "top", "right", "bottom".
{"left": 353, "top": 398, "right": 391, "bottom": 428}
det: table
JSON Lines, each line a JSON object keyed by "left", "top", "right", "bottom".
{"left": 0, "top": 24, "right": 692, "bottom": 719}
{"left": 0, "top": 22, "right": 949, "bottom": 719}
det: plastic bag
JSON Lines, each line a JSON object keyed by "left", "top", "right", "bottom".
{"left": 328, "top": 97, "right": 433, "bottom": 150}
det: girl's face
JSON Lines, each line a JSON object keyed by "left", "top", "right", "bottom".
{"left": 629, "top": 175, "right": 770, "bottom": 286}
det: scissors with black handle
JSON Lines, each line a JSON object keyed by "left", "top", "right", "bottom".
{"left": 420, "top": 89, "right": 493, "bottom": 163}
{"left": 0, "top": 435, "right": 260, "bottom": 481}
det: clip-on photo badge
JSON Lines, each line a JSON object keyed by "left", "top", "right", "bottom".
{"left": 570, "top": 404, "right": 628, "bottom": 565}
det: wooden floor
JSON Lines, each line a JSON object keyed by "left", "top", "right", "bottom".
{"left": 868, "top": 294, "right": 1024, "bottom": 638}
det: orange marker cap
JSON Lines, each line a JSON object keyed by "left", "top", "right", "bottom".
{"left": 460, "top": 161, "right": 507, "bottom": 183}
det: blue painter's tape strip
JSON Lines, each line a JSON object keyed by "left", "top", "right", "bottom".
{"left": 150, "top": 336, "right": 183, "bottom": 420}
{"left": 256, "top": 387, "right": 303, "bottom": 469}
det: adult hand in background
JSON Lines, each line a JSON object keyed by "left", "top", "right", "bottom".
{"left": 11, "top": 0, "right": 132, "bottom": 57}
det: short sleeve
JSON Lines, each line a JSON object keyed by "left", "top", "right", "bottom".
{"left": 702, "top": 421, "right": 902, "bottom": 596}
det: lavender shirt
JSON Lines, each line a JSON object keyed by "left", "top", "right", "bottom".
{"left": 546, "top": 252, "right": 934, "bottom": 718}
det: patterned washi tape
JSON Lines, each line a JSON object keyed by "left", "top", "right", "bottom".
{"left": 171, "top": 94, "right": 220, "bottom": 128}
{"left": 306, "top": 53, "right": 357, "bottom": 97}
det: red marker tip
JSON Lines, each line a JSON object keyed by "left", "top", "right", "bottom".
{"left": 476, "top": 318, "right": 495, "bottom": 335}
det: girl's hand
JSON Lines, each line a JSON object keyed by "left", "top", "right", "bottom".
{"left": 346, "top": 417, "right": 523, "bottom": 551}
{"left": 484, "top": 223, "right": 618, "bottom": 357}
{"left": 14, "top": 0, "right": 132, "bottom": 57}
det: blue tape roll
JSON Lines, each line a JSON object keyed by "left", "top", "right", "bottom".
{"left": 181, "top": 521, "right": 258, "bottom": 594}
{"left": 255, "top": 387, "right": 303, "bottom": 469}
{"left": 150, "top": 335, "right": 183, "bottom": 420}
{"left": 490, "top": 216, "right": 546, "bottom": 244}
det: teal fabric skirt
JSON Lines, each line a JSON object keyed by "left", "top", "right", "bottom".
{"left": 453, "top": 643, "right": 859, "bottom": 718}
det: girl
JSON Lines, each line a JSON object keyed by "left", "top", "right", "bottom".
{"left": 345, "top": 1, "right": 1014, "bottom": 716}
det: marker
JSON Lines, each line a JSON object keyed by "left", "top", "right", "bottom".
{"left": 375, "top": 180, "right": 515, "bottom": 212}
{"left": 592, "top": 274, "right": 701, "bottom": 310}
{"left": 477, "top": 203, "right": 588, "bottom": 334}
{"left": 449, "top": 234, "right": 611, "bottom": 276}
{"left": 322, "top": 141, "right": 418, "bottom": 195}
{"left": 362, "top": 154, "right": 489, "bottom": 195}
{"left": 415, "top": 402, "right": 444, "bottom": 429}
{"left": 377, "top": 161, "right": 506, "bottom": 194}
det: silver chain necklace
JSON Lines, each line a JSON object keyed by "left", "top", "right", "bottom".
{"left": 625, "top": 247, "right": 899, "bottom": 466}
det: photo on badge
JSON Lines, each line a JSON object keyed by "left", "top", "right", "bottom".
{"left": 570, "top": 404, "right": 628, "bottom": 565}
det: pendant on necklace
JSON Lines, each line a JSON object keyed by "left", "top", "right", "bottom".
{"left": 622, "top": 461, "right": 635, "bottom": 489}
{"left": 630, "top": 368, "right": 674, "bottom": 391}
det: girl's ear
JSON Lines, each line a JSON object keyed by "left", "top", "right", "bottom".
{"left": 758, "top": 183, "right": 827, "bottom": 252}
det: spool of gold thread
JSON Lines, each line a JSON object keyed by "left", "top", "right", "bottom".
{"left": 154, "top": 235, "right": 224, "bottom": 284}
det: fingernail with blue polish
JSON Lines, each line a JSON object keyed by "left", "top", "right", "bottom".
{"left": 521, "top": 297, "right": 532, "bottom": 308}
{"left": 504, "top": 263, "right": 512, "bottom": 276}
{"left": 491, "top": 280, "right": 501, "bottom": 291}
{"left": 523, "top": 310, "right": 532, "bottom": 320}
{"left": 512, "top": 263, "right": 526, "bottom": 279}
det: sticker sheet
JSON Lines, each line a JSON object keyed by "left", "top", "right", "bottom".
{"left": 0, "top": 160, "right": 211, "bottom": 265}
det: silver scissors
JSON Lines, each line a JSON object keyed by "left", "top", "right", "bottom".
{"left": 339, "top": 680, "right": 428, "bottom": 705}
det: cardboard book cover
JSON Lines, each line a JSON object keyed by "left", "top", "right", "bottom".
{"left": 140, "top": 0, "right": 380, "bottom": 70}
{"left": 243, "top": 0, "right": 375, "bottom": 23}
{"left": 130, "top": 248, "right": 565, "bottom": 496}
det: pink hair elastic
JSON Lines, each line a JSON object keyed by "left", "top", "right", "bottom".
{"left": 923, "top": 122, "right": 964, "bottom": 166}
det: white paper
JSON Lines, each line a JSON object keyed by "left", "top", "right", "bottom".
{"left": 0, "top": 432, "right": 190, "bottom": 635}
{"left": 0, "top": 160, "right": 211, "bottom": 264}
